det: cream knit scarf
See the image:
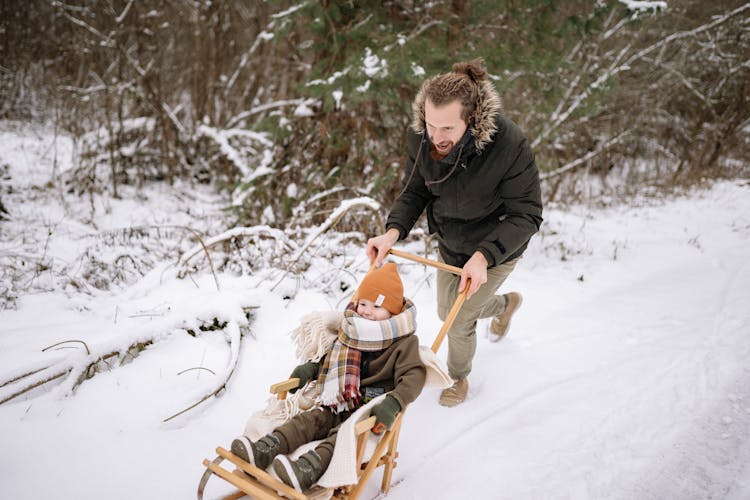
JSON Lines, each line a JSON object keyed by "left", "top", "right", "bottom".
{"left": 317, "top": 299, "right": 417, "bottom": 412}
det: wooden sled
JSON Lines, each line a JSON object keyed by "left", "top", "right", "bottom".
{"left": 198, "top": 249, "right": 468, "bottom": 500}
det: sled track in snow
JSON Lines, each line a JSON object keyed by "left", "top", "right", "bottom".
{"left": 384, "top": 260, "right": 750, "bottom": 499}
{"left": 625, "top": 373, "right": 750, "bottom": 500}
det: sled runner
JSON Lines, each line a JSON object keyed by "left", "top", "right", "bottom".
{"left": 198, "top": 249, "right": 468, "bottom": 499}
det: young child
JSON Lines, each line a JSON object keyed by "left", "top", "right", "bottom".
{"left": 231, "top": 262, "right": 426, "bottom": 492}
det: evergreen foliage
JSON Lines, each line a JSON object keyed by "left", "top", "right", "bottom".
{"left": 1, "top": 1, "right": 748, "bottom": 227}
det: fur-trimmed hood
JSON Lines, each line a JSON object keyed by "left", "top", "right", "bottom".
{"left": 410, "top": 77, "right": 503, "bottom": 152}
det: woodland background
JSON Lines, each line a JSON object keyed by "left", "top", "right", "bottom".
{"left": 3, "top": 1, "right": 748, "bottom": 221}
{"left": 1, "top": 5, "right": 750, "bottom": 497}
{"left": 1, "top": 0, "right": 749, "bottom": 310}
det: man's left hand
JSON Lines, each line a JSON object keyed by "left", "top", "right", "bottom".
{"left": 459, "top": 251, "right": 488, "bottom": 300}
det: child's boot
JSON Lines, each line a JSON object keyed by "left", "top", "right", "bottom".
{"left": 272, "top": 450, "right": 324, "bottom": 492}
{"left": 230, "top": 433, "right": 282, "bottom": 470}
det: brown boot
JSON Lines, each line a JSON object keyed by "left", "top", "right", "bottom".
{"left": 489, "top": 292, "right": 523, "bottom": 342}
{"left": 439, "top": 378, "right": 468, "bottom": 407}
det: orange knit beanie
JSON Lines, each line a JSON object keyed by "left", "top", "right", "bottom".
{"left": 355, "top": 262, "right": 404, "bottom": 315}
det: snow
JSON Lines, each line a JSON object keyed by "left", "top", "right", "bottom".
{"left": 307, "top": 69, "right": 349, "bottom": 87}
{"left": 1, "top": 123, "right": 750, "bottom": 500}
{"left": 197, "top": 124, "right": 274, "bottom": 182}
{"left": 411, "top": 63, "right": 426, "bottom": 77}
{"left": 618, "top": 1, "right": 667, "bottom": 14}
{"left": 332, "top": 90, "right": 344, "bottom": 109}
{"left": 362, "top": 48, "right": 387, "bottom": 78}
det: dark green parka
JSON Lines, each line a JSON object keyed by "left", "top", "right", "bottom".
{"left": 386, "top": 76, "right": 543, "bottom": 268}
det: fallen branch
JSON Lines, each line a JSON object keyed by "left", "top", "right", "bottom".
{"left": 162, "top": 389, "right": 221, "bottom": 423}
{"left": 0, "top": 363, "right": 54, "bottom": 389}
{"left": 178, "top": 367, "right": 217, "bottom": 376}
{"left": 163, "top": 321, "right": 243, "bottom": 422}
{"left": 0, "top": 367, "right": 70, "bottom": 405}
{"left": 42, "top": 339, "right": 91, "bottom": 355}
{"left": 0, "top": 339, "right": 153, "bottom": 406}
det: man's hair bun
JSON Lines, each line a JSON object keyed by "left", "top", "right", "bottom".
{"left": 452, "top": 58, "right": 488, "bottom": 83}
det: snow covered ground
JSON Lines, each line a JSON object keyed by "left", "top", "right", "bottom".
{"left": 1, "top": 123, "right": 749, "bottom": 500}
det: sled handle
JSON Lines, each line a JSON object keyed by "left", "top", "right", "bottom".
{"left": 430, "top": 285, "right": 469, "bottom": 353}
{"left": 387, "top": 248, "right": 462, "bottom": 275}
{"left": 386, "top": 249, "right": 469, "bottom": 353}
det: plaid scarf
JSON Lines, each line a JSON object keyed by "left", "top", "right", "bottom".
{"left": 317, "top": 299, "right": 417, "bottom": 412}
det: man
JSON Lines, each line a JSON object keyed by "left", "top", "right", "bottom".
{"left": 366, "top": 59, "right": 543, "bottom": 407}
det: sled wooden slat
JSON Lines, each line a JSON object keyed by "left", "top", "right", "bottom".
{"left": 387, "top": 248, "right": 462, "bottom": 275}
{"left": 270, "top": 378, "right": 300, "bottom": 400}
{"left": 354, "top": 416, "right": 376, "bottom": 472}
{"left": 220, "top": 489, "right": 247, "bottom": 500}
{"left": 353, "top": 416, "right": 376, "bottom": 435}
{"left": 347, "top": 414, "right": 402, "bottom": 500}
{"left": 203, "top": 457, "right": 281, "bottom": 500}
{"left": 199, "top": 249, "right": 468, "bottom": 500}
{"left": 381, "top": 413, "right": 403, "bottom": 493}
{"left": 217, "top": 446, "right": 306, "bottom": 500}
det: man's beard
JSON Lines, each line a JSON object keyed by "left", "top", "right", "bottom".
{"left": 430, "top": 138, "right": 454, "bottom": 160}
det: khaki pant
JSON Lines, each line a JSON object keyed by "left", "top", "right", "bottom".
{"left": 436, "top": 257, "right": 519, "bottom": 380}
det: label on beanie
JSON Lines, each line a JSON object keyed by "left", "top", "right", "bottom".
{"left": 375, "top": 294, "right": 385, "bottom": 306}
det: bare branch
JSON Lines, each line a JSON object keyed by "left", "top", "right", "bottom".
{"left": 52, "top": 1, "right": 115, "bottom": 47}
{"left": 42, "top": 339, "right": 91, "bottom": 355}
{"left": 178, "top": 367, "right": 217, "bottom": 376}
{"left": 226, "top": 99, "right": 317, "bottom": 129}
{"left": 660, "top": 63, "right": 714, "bottom": 110}
{"left": 0, "top": 364, "right": 53, "bottom": 389}
{"left": 163, "top": 323, "right": 243, "bottom": 423}
{"left": 178, "top": 225, "right": 295, "bottom": 268}
{"left": 623, "top": 3, "right": 750, "bottom": 70}
{"left": 541, "top": 131, "right": 631, "bottom": 181}
{"left": 532, "top": 3, "right": 750, "bottom": 149}
{"left": 181, "top": 227, "right": 221, "bottom": 292}
{"left": 533, "top": 43, "right": 631, "bottom": 148}
{"left": 271, "top": 197, "right": 382, "bottom": 291}
{"left": 0, "top": 340, "right": 152, "bottom": 405}
{"left": 115, "top": 0, "right": 134, "bottom": 24}
{"left": 224, "top": 2, "right": 311, "bottom": 95}
{"left": 0, "top": 368, "right": 69, "bottom": 405}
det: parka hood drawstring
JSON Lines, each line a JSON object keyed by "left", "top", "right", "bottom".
{"left": 397, "top": 128, "right": 470, "bottom": 199}
{"left": 425, "top": 143, "right": 464, "bottom": 187}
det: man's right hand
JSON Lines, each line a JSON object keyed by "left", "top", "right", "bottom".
{"left": 366, "top": 228, "right": 400, "bottom": 267}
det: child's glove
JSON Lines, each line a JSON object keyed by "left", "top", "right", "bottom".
{"left": 370, "top": 395, "right": 401, "bottom": 435}
{"left": 288, "top": 361, "right": 319, "bottom": 393}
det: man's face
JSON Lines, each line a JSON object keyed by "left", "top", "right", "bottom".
{"left": 425, "top": 98, "right": 469, "bottom": 157}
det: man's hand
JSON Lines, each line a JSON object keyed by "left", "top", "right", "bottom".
{"left": 459, "top": 251, "right": 488, "bottom": 300}
{"left": 366, "top": 228, "right": 400, "bottom": 267}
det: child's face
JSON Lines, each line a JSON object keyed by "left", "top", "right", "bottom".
{"left": 356, "top": 298, "right": 393, "bottom": 321}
